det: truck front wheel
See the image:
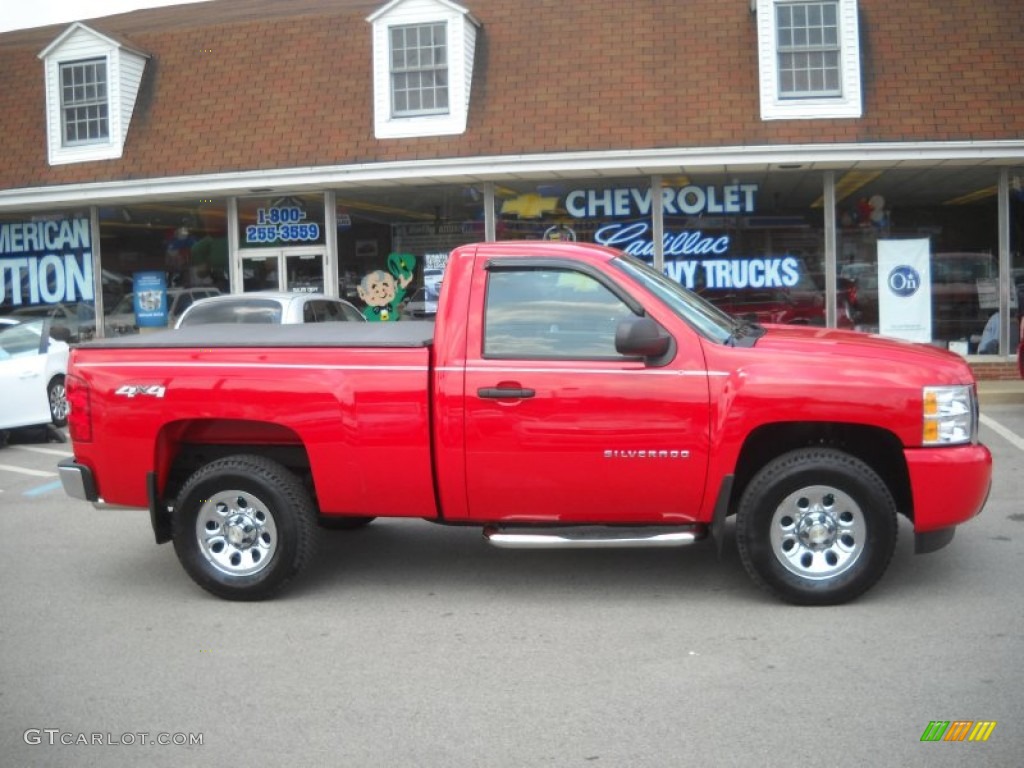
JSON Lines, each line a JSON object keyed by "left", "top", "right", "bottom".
{"left": 735, "top": 448, "right": 897, "bottom": 606}
{"left": 172, "top": 454, "right": 317, "bottom": 600}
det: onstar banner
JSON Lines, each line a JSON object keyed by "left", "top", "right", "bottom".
{"left": 878, "top": 239, "right": 932, "bottom": 343}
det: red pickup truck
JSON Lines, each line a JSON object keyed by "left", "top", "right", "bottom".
{"left": 58, "top": 241, "right": 991, "bottom": 605}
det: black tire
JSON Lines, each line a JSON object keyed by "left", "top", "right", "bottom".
{"left": 172, "top": 454, "right": 317, "bottom": 600}
{"left": 318, "top": 515, "right": 376, "bottom": 531}
{"left": 735, "top": 447, "right": 897, "bottom": 606}
{"left": 48, "top": 375, "right": 68, "bottom": 428}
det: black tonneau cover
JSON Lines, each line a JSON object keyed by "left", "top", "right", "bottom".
{"left": 79, "top": 322, "right": 435, "bottom": 349}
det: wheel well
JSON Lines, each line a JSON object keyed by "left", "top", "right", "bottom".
{"left": 730, "top": 422, "right": 913, "bottom": 521}
{"left": 157, "top": 419, "right": 315, "bottom": 510}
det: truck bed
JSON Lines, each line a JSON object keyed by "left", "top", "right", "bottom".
{"left": 65, "top": 319, "right": 438, "bottom": 520}
{"left": 82, "top": 321, "right": 436, "bottom": 349}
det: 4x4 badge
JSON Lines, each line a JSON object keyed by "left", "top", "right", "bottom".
{"left": 114, "top": 384, "right": 166, "bottom": 399}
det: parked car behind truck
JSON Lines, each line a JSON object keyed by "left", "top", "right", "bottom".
{"left": 0, "top": 317, "right": 69, "bottom": 431}
{"left": 58, "top": 242, "right": 991, "bottom": 605}
{"left": 175, "top": 292, "right": 364, "bottom": 327}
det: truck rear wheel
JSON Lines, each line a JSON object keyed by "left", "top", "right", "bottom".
{"left": 172, "top": 454, "right": 317, "bottom": 600}
{"left": 735, "top": 448, "right": 897, "bottom": 605}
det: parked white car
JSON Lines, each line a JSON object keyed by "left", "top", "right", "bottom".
{"left": 175, "top": 292, "right": 365, "bottom": 327}
{"left": 0, "top": 317, "right": 69, "bottom": 430}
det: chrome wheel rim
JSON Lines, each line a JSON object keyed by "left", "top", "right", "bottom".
{"left": 769, "top": 485, "right": 866, "bottom": 580}
{"left": 49, "top": 382, "right": 68, "bottom": 422}
{"left": 195, "top": 490, "right": 278, "bottom": 576}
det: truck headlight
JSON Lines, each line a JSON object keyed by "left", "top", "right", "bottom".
{"left": 922, "top": 385, "right": 976, "bottom": 445}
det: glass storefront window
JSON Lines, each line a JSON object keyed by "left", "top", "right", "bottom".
{"left": 495, "top": 177, "right": 652, "bottom": 246}
{"left": 496, "top": 175, "right": 832, "bottom": 329}
{"left": 835, "top": 167, "right": 1000, "bottom": 353}
{"left": 1012, "top": 168, "right": 1024, "bottom": 359}
{"left": 664, "top": 173, "right": 829, "bottom": 328}
{"left": 237, "top": 195, "right": 327, "bottom": 295}
{"left": 5, "top": 166, "right": 1017, "bottom": 351}
{"left": 99, "top": 199, "right": 228, "bottom": 334}
{"left": 334, "top": 185, "right": 485, "bottom": 320}
{"left": 237, "top": 194, "right": 325, "bottom": 250}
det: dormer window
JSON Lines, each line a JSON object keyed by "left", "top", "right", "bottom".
{"left": 756, "top": 0, "right": 862, "bottom": 120}
{"left": 60, "top": 58, "right": 110, "bottom": 144}
{"left": 390, "top": 23, "right": 449, "bottom": 117}
{"left": 368, "top": 0, "right": 479, "bottom": 140}
{"left": 39, "top": 22, "right": 149, "bottom": 165}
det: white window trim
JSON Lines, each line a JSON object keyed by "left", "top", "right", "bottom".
{"left": 756, "top": 0, "right": 862, "bottom": 120}
{"left": 39, "top": 22, "right": 148, "bottom": 166}
{"left": 368, "top": 0, "right": 479, "bottom": 140}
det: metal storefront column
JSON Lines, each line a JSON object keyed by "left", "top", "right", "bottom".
{"left": 823, "top": 171, "right": 837, "bottom": 328}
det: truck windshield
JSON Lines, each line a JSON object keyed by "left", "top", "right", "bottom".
{"left": 612, "top": 255, "right": 740, "bottom": 344}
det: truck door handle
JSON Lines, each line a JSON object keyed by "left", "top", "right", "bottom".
{"left": 477, "top": 387, "right": 535, "bottom": 399}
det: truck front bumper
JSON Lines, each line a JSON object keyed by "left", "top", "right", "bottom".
{"left": 905, "top": 443, "right": 992, "bottom": 547}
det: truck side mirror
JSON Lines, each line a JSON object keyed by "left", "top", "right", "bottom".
{"left": 615, "top": 316, "right": 671, "bottom": 359}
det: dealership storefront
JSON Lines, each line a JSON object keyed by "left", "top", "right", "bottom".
{"left": 1, "top": 160, "right": 1022, "bottom": 361}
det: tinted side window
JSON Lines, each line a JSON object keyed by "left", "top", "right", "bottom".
{"left": 318, "top": 301, "right": 354, "bottom": 322}
{"left": 483, "top": 268, "right": 636, "bottom": 358}
{"left": 0, "top": 323, "right": 44, "bottom": 358}
{"left": 174, "top": 294, "right": 196, "bottom": 316}
{"left": 180, "top": 299, "right": 281, "bottom": 326}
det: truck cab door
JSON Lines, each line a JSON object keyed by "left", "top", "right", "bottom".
{"left": 462, "top": 262, "right": 711, "bottom": 525}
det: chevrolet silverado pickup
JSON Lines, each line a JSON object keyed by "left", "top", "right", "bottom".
{"left": 58, "top": 241, "right": 992, "bottom": 605}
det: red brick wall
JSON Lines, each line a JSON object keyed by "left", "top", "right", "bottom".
{"left": 970, "top": 361, "right": 1022, "bottom": 381}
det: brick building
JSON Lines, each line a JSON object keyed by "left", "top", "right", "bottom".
{"left": 0, "top": 0, "right": 1022, "bottom": 368}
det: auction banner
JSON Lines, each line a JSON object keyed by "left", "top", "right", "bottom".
{"left": 878, "top": 238, "right": 932, "bottom": 343}
{"left": 0, "top": 218, "right": 94, "bottom": 307}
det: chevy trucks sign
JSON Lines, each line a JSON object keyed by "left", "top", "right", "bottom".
{"left": 0, "top": 218, "right": 94, "bottom": 306}
{"left": 562, "top": 183, "right": 803, "bottom": 291}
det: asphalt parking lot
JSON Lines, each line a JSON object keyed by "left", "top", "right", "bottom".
{"left": 1, "top": 406, "right": 1022, "bottom": 767}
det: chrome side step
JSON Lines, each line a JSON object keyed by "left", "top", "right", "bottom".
{"left": 483, "top": 525, "right": 705, "bottom": 549}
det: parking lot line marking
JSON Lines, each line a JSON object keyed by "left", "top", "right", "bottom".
{"left": 980, "top": 414, "right": 1024, "bottom": 452}
{"left": 0, "top": 464, "right": 57, "bottom": 477}
{"left": 9, "top": 445, "right": 73, "bottom": 458}
{"left": 24, "top": 480, "right": 63, "bottom": 497}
